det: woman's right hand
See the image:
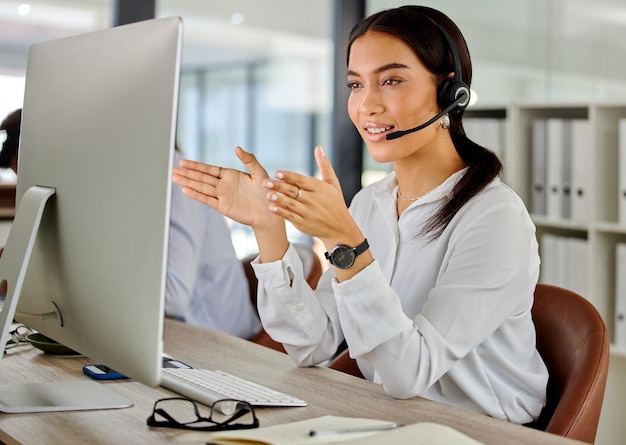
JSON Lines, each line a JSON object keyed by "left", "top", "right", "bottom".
{"left": 172, "top": 146, "right": 279, "bottom": 230}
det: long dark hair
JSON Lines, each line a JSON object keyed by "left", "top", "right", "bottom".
{"left": 347, "top": 6, "right": 502, "bottom": 239}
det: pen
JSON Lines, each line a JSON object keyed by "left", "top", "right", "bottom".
{"left": 309, "top": 423, "right": 403, "bottom": 436}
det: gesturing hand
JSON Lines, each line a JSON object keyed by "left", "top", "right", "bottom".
{"left": 172, "top": 146, "right": 281, "bottom": 230}
{"left": 262, "top": 146, "right": 361, "bottom": 246}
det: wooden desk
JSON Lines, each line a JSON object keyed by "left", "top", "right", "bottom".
{"left": 0, "top": 319, "right": 582, "bottom": 445}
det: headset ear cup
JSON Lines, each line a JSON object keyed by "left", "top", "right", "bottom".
{"left": 437, "top": 79, "right": 470, "bottom": 114}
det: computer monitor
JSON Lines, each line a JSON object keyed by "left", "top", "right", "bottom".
{"left": 0, "top": 16, "right": 182, "bottom": 412}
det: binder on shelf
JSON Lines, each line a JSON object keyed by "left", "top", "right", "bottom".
{"left": 540, "top": 234, "right": 565, "bottom": 287}
{"left": 540, "top": 235, "right": 589, "bottom": 299}
{"left": 561, "top": 119, "right": 573, "bottom": 220}
{"left": 615, "top": 243, "right": 626, "bottom": 348}
{"left": 531, "top": 118, "right": 547, "bottom": 216}
{"left": 619, "top": 119, "right": 626, "bottom": 226}
{"left": 570, "top": 119, "right": 589, "bottom": 223}
{"left": 546, "top": 118, "right": 567, "bottom": 220}
{"left": 564, "top": 237, "right": 588, "bottom": 302}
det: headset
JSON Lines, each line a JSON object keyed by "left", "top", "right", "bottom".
{"left": 386, "top": 12, "right": 470, "bottom": 141}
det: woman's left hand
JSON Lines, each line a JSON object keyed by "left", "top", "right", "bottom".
{"left": 263, "top": 146, "right": 362, "bottom": 247}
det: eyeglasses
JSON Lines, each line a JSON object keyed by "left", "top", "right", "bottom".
{"left": 146, "top": 397, "right": 259, "bottom": 432}
{"left": 4, "top": 324, "right": 34, "bottom": 351}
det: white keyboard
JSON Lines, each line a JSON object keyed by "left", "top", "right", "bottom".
{"left": 160, "top": 368, "right": 307, "bottom": 410}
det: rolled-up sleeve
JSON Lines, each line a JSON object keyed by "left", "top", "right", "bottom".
{"left": 253, "top": 244, "right": 343, "bottom": 364}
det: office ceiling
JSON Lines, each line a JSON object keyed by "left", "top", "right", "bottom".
{"left": 2, "top": 0, "right": 626, "bottom": 103}
{"left": 0, "top": 0, "right": 332, "bottom": 73}
{"left": 3, "top": 0, "right": 626, "bottom": 72}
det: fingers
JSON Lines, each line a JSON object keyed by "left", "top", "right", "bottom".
{"left": 314, "top": 145, "right": 340, "bottom": 186}
{"left": 262, "top": 171, "right": 307, "bottom": 222}
{"left": 271, "top": 146, "right": 339, "bottom": 190}
{"left": 263, "top": 176, "right": 303, "bottom": 203}
{"left": 180, "top": 184, "right": 219, "bottom": 208}
{"left": 177, "top": 159, "right": 222, "bottom": 178}
{"left": 172, "top": 174, "right": 218, "bottom": 208}
{"left": 235, "top": 146, "right": 270, "bottom": 178}
{"left": 263, "top": 145, "right": 340, "bottom": 205}
{"left": 172, "top": 160, "right": 223, "bottom": 207}
{"left": 173, "top": 165, "right": 219, "bottom": 191}
{"left": 265, "top": 185, "right": 306, "bottom": 225}
{"left": 173, "top": 167, "right": 218, "bottom": 186}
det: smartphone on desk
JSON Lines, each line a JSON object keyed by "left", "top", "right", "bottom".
{"left": 83, "top": 358, "right": 192, "bottom": 380}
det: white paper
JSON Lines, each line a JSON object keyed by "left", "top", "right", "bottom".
{"left": 208, "top": 415, "right": 482, "bottom": 445}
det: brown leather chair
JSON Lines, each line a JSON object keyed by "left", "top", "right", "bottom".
{"left": 327, "top": 283, "right": 610, "bottom": 444}
{"left": 530, "top": 283, "right": 609, "bottom": 443}
{"left": 242, "top": 244, "right": 323, "bottom": 353}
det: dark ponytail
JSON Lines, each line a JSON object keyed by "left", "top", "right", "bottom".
{"left": 421, "top": 127, "right": 502, "bottom": 239}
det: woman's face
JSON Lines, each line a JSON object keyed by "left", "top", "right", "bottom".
{"left": 347, "top": 31, "right": 440, "bottom": 163}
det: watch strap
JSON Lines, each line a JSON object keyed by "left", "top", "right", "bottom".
{"left": 352, "top": 238, "right": 369, "bottom": 256}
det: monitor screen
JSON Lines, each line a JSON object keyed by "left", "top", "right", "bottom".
{"left": 0, "top": 16, "right": 182, "bottom": 401}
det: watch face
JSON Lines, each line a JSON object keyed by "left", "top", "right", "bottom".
{"left": 325, "top": 239, "right": 369, "bottom": 270}
{"left": 331, "top": 245, "right": 355, "bottom": 269}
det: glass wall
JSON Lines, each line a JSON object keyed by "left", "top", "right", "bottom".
{"left": 177, "top": 63, "right": 327, "bottom": 176}
{"left": 158, "top": 0, "right": 334, "bottom": 256}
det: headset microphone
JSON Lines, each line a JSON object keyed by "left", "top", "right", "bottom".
{"left": 385, "top": 90, "right": 468, "bottom": 141}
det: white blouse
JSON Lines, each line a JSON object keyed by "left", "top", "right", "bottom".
{"left": 252, "top": 170, "right": 548, "bottom": 424}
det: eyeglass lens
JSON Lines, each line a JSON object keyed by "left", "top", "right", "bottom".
{"left": 154, "top": 398, "right": 204, "bottom": 425}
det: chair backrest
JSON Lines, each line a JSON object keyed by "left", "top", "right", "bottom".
{"left": 531, "top": 283, "right": 609, "bottom": 443}
{"left": 327, "top": 283, "right": 610, "bottom": 443}
{"left": 242, "top": 243, "right": 323, "bottom": 353}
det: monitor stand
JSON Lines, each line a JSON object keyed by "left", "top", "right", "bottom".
{"left": 0, "top": 381, "right": 132, "bottom": 413}
{"left": 0, "top": 186, "right": 132, "bottom": 413}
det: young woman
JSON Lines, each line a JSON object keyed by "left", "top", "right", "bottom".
{"left": 173, "top": 5, "right": 548, "bottom": 424}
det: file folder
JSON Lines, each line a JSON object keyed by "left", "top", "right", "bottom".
{"left": 570, "top": 119, "right": 589, "bottom": 222}
{"left": 531, "top": 118, "right": 547, "bottom": 216}
{"left": 546, "top": 119, "right": 567, "bottom": 220}
{"left": 615, "top": 243, "right": 626, "bottom": 347}
{"left": 619, "top": 119, "right": 626, "bottom": 225}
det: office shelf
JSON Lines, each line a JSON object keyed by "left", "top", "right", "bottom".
{"left": 465, "top": 102, "right": 626, "bottom": 350}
